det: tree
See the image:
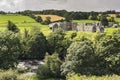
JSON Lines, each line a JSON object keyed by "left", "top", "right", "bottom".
{"left": 61, "top": 39, "right": 95, "bottom": 75}
{"left": 20, "top": 27, "right": 47, "bottom": 59}
{"left": 0, "top": 31, "right": 21, "bottom": 69}
{"left": 29, "top": 32, "right": 47, "bottom": 59}
{"left": 7, "top": 21, "right": 19, "bottom": 33}
{"left": 100, "top": 15, "right": 108, "bottom": 27}
{"left": 47, "top": 31, "right": 71, "bottom": 60}
{"left": 88, "top": 15, "right": 97, "bottom": 20}
{"left": 37, "top": 53, "right": 62, "bottom": 78}
{"left": 96, "top": 34, "right": 120, "bottom": 74}
{"left": 35, "top": 16, "right": 43, "bottom": 23}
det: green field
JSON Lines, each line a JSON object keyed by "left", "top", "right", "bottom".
{"left": 0, "top": 14, "right": 51, "bottom": 36}
{"left": 115, "top": 18, "right": 120, "bottom": 24}
{"left": 73, "top": 20, "right": 98, "bottom": 23}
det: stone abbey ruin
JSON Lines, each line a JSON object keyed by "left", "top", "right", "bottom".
{"left": 49, "top": 22, "right": 104, "bottom": 33}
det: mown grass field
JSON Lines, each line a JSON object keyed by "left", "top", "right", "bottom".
{"left": 0, "top": 14, "right": 52, "bottom": 36}
{"left": 73, "top": 20, "right": 98, "bottom": 23}
{"left": 34, "top": 14, "right": 65, "bottom": 22}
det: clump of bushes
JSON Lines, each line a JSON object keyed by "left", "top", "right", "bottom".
{"left": 61, "top": 32, "right": 120, "bottom": 76}
{"left": 0, "top": 69, "right": 31, "bottom": 80}
{"left": 37, "top": 53, "right": 62, "bottom": 79}
{"left": 0, "top": 31, "right": 21, "bottom": 69}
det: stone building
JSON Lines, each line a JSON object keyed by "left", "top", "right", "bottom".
{"left": 77, "top": 23, "right": 104, "bottom": 32}
{"left": 49, "top": 22, "right": 104, "bottom": 33}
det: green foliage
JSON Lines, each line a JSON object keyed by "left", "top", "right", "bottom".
{"left": 42, "top": 17, "right": 51, "bottom": 25}
{"left": 0, "top": 31, "right": 21, "bottom": 69}
{"left": 37, "top": 53, "right": 62, "bottom": 78}
{"left": 35, "top": 16, "right": 43, "bottom": 23}
{"left": 7, "top": 20, "right": 19, "bottom": 33}
{"left": 20, "top": 27, "right": 47, "bottom": 59}
{"left": 61, "top": 39, "right": 95, "bottom": 75}
{"left": 47, "top": 31, "right": 71, "bottom": 60}
{"left": 88, "top": 15, "right": 97, "bottom": 20}
{"left": 37, "top": 64, "right": 51, "bottom": 78}
{"left": 66, "top": 73, "right": 120, "bottom": 80}
{"left": 70, "top": 32, "right": 77, "bottom": 39}
{"left": 0, "top": 69, "right": 33, "bottom": 80}
{"left": 96, "top": 33, "right": 120, "bottom": 74}
{"left": 100, "top": 15, "right": 109, "bottom": 26}
{"left": 61, "top": 32, "right": 120, "bottom": 76}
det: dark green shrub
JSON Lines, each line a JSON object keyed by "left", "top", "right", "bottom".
{"left": 37, "top": 65, "right": 51, "bottom": 78}
{"left": 96, "top": 34, "right": 120, "bottom": 75}
{"left": 37, "top": 53, "right": 62, "bottom": 78}
{"left": 7, "top": 21, "right": 19, "bottom": 33}
{"left": 47, "top": 31, "right": 71, "bottom": 60}
{"left": 61, "top": 39, "right": 96, "bottom": 75}
{"left": 0, "top": 31, "right": 21, "bottom": 69}
{"left": 20, "top": 28, "right": 47, "bottom": 59}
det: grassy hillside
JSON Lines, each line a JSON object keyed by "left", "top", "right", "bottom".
{"left": 0, "top": 14, "right": 51, "bottom": 36}
{"left": 34, "top": 14, "right": 65, "bottom": 22}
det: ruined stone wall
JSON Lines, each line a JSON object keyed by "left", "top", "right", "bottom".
{"left": 49, "top": 22, "right": 104, "bottom": 33}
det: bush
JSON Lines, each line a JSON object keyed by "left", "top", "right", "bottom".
{"left": 0, "top": 31, "right": 21, "bottom": 69}
{"left": 7, "top": 21, "right": 19, "bottom": 33}
{"left": 37, "top": 53, "right": 62, "bottom": 79}
{"left": 37, "top": 64, "right": 51, "bottom": 78}
{"left": 20, "top": 28, "right": 47, "bottom": 59}
{"left": 47, "top": 31, "right": 71, "bottom": 60}
{"left": 0, "top": 69, "right": 31, "bottom": 80}
{"left": 61, "top": 39, "right": 96, "bottom": 75}
{"left": 96, "top": 34, "right": 120, "bottom": 75}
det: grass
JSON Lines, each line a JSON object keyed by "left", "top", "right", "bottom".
{"left": 73, "top": 20, "right": 98, "bottom": 23}
{"left": 115, "top": 18, "right": 120, "bottom": 24}
{"left": 31, "top": 75, "right": 120, "bottom": 80}
{"left": 0, "top": 14, "right": 42, "bottom": 28}
{"left": 105, "top": 28, "right": 119, "bottom": 34}
{"left": 0, "top": 14, "right": 51, "bottom": 36}
{"left": 34, "top": 14, "right": 65, "bottom": 22}
{"left": 67, "top": 74, "right": 120, "bottom": 80}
